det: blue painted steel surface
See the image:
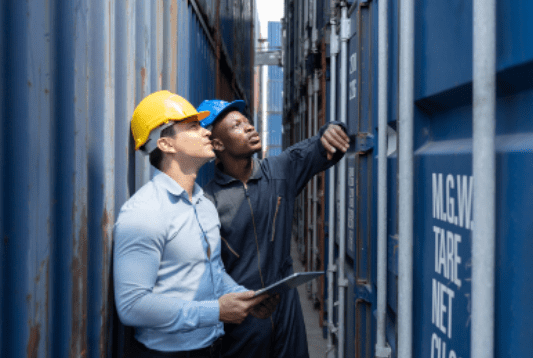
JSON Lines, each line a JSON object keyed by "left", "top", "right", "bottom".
{"left": 219, "top": 0, "right": 254, "bottom": 104}
{"left": 316, "top": 0, "right": 331, "bottom": 32}
{"left": 345, "top": 266, "right": 356, "bottom": 358}
{"left": 269, "top": 66, "right": 284, "bottom": 81}
{"left": 267, "top": 81, "right": 284, "bottom": 113}
{"left": 409, "top": 1, "right": 533, "bottom": 358}
{"left": 266, "top": 22, "right": 283, "bottom": 158}
{"left": 268, "top": 21, "right": 282, "bottom": 49}
{"left": 267, "top": 114, "right": 283, "bottom": 158}
{"left": 284, "top": 0, "right": 533, "bottom": 357}
{"left": 0, "top": 1, "right": 253, "bottom": 357}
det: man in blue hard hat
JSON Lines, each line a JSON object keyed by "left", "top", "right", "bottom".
{"left": 197, "top": 99, "right": 350, "bottom": 358}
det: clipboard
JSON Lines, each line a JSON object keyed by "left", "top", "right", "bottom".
{"left": 253, "top": 271, "right": 324, "bottom": 297}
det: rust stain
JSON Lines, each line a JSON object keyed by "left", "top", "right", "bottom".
{"left": 27, "top": 323, "right": 41, "bottom": 358}
{"left": 140, "top": 67, "right": 146, "bottom": 95}
{"left": 46, "top": 259, "right": 50, "bottom": 356}
{"left": 28, "top": 81, "right": 32, "bottom": 87}
{"left": 70, "top": 206, "right": 88, "bottom": 358}
{"left": 34, "top": 259, "right": 47, "bottom": 283}
{"left": 100, "top": 207, "right": 113, "bottom": 357}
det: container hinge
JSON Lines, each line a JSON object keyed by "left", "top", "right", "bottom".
{"left": 375, "top": 343, "right": 392, "bottom": 358}
{"left": 340, "top": 18, "right": 351, "bottom": 42}
{"left": 327, "top": 264, "right": 337, "bottom": 273}
{"left": 355, "top": 133, "right": 374, "bottom": 153}
{"left": 354, "top": 284, "right": 372, "bottom": 302}
{"left": 338, "top": 277, "right": 349, "bottom": 287}
{"left": 312, "top": 28, "right": 318, "bottom": 52}
{"left": 330, "top": 27, "right": 339, "bottom": 55}
{"left": 328, "top": 323, "right": 338, "bottom": 334}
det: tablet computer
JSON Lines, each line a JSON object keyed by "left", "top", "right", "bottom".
{"left": 254, "top": 271, "right": 324, "bottom": 297}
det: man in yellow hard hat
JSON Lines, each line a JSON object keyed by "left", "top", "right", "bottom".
{"left": 113, "top": 91, "right": 277, "bottom": 358}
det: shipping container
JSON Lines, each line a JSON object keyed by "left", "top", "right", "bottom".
{"left": 283, "top": 0, "right": 533, "bottom": 358}
{"left": 264, "top": 22, "right": 284, "bottom": 159}
{"left": 0, "top": 1, "right": 254, "bottom": 357}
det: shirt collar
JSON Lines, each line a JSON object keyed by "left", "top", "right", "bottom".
{"left": 153, "top": 169, "right": 205, "bottom": 203}
{"left": 213, "top": 157, "right": 263, "bottom": 185}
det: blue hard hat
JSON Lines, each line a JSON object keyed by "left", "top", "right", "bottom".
{"left": 197, "top": 99, "right": 246, "bottom": 129}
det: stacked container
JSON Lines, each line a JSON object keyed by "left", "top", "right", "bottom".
{"left": 283, "top": 0, "right": 533, "bottom": 358}
{"left": 0, "top": 1, "right": 254, "bottom": 357}
{"left": 266, "top": 22, "right": 284, "bottom": 157}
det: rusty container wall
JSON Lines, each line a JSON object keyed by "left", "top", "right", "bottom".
{"left": 0, "top": 1, "right": 254, "bottom": 357}
{"left": 218, "top": 0, "right": 254, "bottom": 111}
{"left": 283, "top": 0, "right": 336, "bottom": 337}
{"left": 316, "top": 38, "right": 328, "bottom": 327}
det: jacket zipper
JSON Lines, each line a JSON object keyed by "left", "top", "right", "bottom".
{"left": 244, "top": 184, "right": 266, "bottom": 289}
{"left": 221, "top": 237, "right": 240, "bottom": 258}
{"left": 244, "top": 184, "right": 275, "bottom": 331}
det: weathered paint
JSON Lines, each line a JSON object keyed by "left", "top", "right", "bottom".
{"left": 0, "top": 1, "right": 254, "bottom": 357}
{"left": 285, "top": 0, "right": 533, "bottom": 357}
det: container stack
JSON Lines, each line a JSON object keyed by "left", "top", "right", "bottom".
{"left": 282, "top": 1, "right": 533, "bottom": 358}
{"left": 0, "top": 1, "right": 255, "bottom": 357}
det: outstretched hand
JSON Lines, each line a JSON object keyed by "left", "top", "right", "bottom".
{"left": 320, "top": 124, "right": 350, "bottom": 160}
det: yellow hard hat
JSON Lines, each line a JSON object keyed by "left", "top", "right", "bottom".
{"left": 131, "top": 90, "right": 210, "bottom": 152}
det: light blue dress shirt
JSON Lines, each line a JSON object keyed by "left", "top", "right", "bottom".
{"left": 113, "top": 169, "right": 247, "bottom": 352}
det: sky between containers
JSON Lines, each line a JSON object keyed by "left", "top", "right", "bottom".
{"left": 257, "top": 0, "right": 284, "bottom": 39}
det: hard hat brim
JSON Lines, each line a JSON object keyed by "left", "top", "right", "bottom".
{"left": 200, "top": 100, "right": 246, "bottom": 129}
{"left": 195, "top": 110, "right": 211, "bottom": 122}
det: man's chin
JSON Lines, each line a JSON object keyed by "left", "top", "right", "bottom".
{"left": 194, "top": 152, "right": 216, "bottom": 166}
{"left": 251, "top": 144, "right": 262, "bottom": 154}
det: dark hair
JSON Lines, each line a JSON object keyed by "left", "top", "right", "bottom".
{"left": 148, "top": 124, "right": 176, "bottom": 170}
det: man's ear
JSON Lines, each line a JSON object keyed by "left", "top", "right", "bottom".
{"left": 212, "top": 137, "right": 225, "bottom": 152}
{"left": 156, "top": 137, "right": 177, "bottom": 154}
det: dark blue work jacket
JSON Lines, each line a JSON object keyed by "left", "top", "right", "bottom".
{"left": 203, "top": 122, "right": 346, "bottom": 292}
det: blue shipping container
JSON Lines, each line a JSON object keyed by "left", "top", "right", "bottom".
{"left": 0, "top": 1, "right": 253, "bottom": 357}
{"left": 283, "top": 0, "right": 533, "bottom": 357}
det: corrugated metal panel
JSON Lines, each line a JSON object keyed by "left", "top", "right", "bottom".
{"left": 410, "top": 2, "right": 533, "bottom": 358}
{"left": 285, "top": 0, "right": 533, "bottom": 357}
{"left": 268, "top": 21, "right": 282, "bottom": 48}
{"left": 267, "top": 80, "right": 284, "bottom": 113}
{"left": 0, "top": 1, "right": 252, "bottom": 357}
{"left": 267, "top": 114, "right": 283, "bottom": 148}
{"left": 266, "top": 21, "right": 283, "bottom": 159}
{"left": 316, "top": 0, "right": 330, "bottom": 32}
{"left": 218, "top": 0, "right": 254, "bottom": 106}
{"left": 268, "top": 65, "right": 284, "bottom": 81}
{"left": 195, "top": 0, "right": 217, "bottom": 29}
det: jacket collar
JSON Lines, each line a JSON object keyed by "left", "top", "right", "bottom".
{"left": 153, "top": 169, "right": 204, "bottom": 203}
{"left": 213, "top": 157, "right": 263, "bottom": 186}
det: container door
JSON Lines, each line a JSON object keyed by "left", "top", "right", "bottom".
{"left": 345, "top": 1, "right": 377, "bottom": 357}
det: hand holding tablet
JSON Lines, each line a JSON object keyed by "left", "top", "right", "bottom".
{"left": 254, "top": 271, "right": 325, "bottom": 297}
